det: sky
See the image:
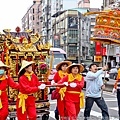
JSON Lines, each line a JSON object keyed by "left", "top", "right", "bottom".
{"left": 0, "top": 0, "right": 103, "bottom": 32}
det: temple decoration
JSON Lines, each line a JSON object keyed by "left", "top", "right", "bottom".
{"left": 0, "top": 27, "right": 52, "bottom": 115}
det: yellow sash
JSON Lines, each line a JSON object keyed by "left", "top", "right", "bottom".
{"left": 67, "top": 91, "right": 84, "bottom": 108}
{"left": 24, "top": 71, "right": 34, "bottom": 81}
{"left": 0, "top": 76, "right": 9, "bottom": 109}
{"left": 59, "top": 87, "right": 67, "bottom": 101}
{"left": 18, "top": 93, "right": 28, "bottom": 114}
{"left": 0, "top": 90, "right": 6, "bottom": 109}
{"left": 0, "top": 75, "right": 7, "bottom": 81}
{"left": 0, "top": 90, "right": 2, "bottom": 109}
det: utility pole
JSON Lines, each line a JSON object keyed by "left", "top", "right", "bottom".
{"left": 77, "top": 11, "right": 81, "bottom": 63}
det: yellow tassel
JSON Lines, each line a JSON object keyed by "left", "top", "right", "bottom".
{"left": 0, "top": 90, "right": 2, "bottom": 109}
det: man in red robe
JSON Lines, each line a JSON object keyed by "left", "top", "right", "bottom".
{"left": 58, "top": 63, "right": 85, "bottom": 120}
{"left": 16, "top": 60, "right": 46, "bottom": 120}
{"left": 53, "top": 61, "right": 72, "bottom": 120}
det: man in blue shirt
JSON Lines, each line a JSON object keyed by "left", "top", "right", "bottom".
{"left": 84, "top": 63, "right": 109, "bottom": 120}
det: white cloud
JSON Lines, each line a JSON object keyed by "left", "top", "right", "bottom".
{"left": 90, "top": 0, "right": 103, "bottom": 8}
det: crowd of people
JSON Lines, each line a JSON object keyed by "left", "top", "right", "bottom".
{"left": 0, "top": 59, "right": 120, "bottom": 120}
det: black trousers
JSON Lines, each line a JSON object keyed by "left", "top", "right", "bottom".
{"left": 117, "top": 89, "right": 120, "bottom": 119}
{"left": 84, "top": 97, "right": 109, "bottom": 120}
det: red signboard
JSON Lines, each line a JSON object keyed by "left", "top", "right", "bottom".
{"left": 95, "top": 42, "right": 102, "bottom": 55}
{"left": 102, "top": 47, "right": 106, "bottom": 56}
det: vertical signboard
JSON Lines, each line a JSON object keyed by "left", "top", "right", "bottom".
{"left": 54, "top": 35, "right": 60, "bottom": 48}
{"left": 95, "top": 42, "right": 102, "bottom": 55}
{"left": 102, "top": 47, "right": 106, "bottom": 56}
{"left": 116, "top": 47, "right": 120, "bottom": 62}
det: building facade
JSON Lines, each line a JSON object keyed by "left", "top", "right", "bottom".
{"left": 103, "top": 0, "right": 115, "bottom": 8}
{"left": 52, "top": 10, "right": 91, "bottom": 62}
{"left": 21, "top": 0, "right": 42, "bottom": 33}
{"left": 41, "top": 0, "right": 77, "bottom": 43}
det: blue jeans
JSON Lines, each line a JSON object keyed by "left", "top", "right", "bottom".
{"left": 84, "top": 97, "right": 109, "bottom": 120}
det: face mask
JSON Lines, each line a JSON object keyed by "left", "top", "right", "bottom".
{"left": 0, "top": 69, "right": 5, "bottom": 75}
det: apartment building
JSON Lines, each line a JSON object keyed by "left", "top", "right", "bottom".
{"left": 52, "top": 9, "right": 91, "bottom": 62}
{"left": 41, "top": 0, "right": 77, "bottom": 43}
{"left": 77, "top": 0, "right": 100, "bottom": 37}
{"left": 21, "top": 0, "right": 42, "bottom": 33}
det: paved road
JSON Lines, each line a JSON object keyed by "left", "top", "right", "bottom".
{"left": 7, "top": 87, "right": 118, "bottom": 120}
{"left": 48, "top": 90, "right": 119, "bottom": 120}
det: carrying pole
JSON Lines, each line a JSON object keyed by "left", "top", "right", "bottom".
{"left": 101, "top": 44, "right": 110, "bottom": 99}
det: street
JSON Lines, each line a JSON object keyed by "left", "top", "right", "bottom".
{"left": 48, "top": 90, "right": 119, "bottom": 120}
{"left": 7, "top": 89, "right": 118, "bottom": 120}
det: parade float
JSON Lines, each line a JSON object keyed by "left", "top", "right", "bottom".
{"left": 0, "top": 27, "right": 52, "bottom": 120}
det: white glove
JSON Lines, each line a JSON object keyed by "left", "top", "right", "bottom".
{"left": 70, "top": 82, "right": 77, "bottom": 88}
{"left": 112, "top": 88, "right": 117, "bottom": 94}
{"left": 63, "top": 82, "right": 68, "bottom": 86}
{"left": 51, "top": 80, "right": 55, "bottom": 85}
{"left": 38, "top": 84, "right": 46, "bottom": 90}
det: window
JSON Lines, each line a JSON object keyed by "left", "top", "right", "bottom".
{"left": 86, "top": 47, "right": 88, "bottom": 55}
{"left": 33, "top": 15, "right": 35, "bottom": 20}
{"left": 68, "top": 46, "right": 77, "bottom": 57}
{"left": 33, "top": 29, "right": 35, "bottom": 33}
{"left": 82, "top": 46, "right": 85, "bottom": 52}
{"left": 33, "top": 8, "right": 34, "bottom": 13}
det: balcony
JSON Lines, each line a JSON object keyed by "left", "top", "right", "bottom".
{"left": 68, "top": 38, "right": 77, "bottom": 44}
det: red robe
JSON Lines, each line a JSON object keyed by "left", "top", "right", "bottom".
{"left": 54, "top": 72, "right": 61, "bottom": 83}
{"left": 16, "top": 74, "right": 41, "bottom": 120}
{"left": 54, "top": 71, "right": 67, "bottom": 119}
{"left": 58, "top": 75, "right": 84, "bottom": 120}
{"left": 0, "top": 76, "right": 19, "bottom": 120}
